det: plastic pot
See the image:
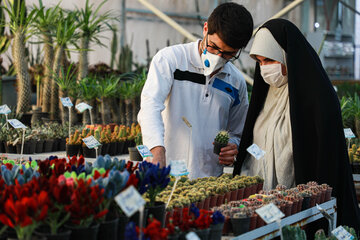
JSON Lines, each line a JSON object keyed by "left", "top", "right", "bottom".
{"left": 34, "top": 227, "right": 71, "bottom": 240}
{"left": 209, "top": 223, "right": 224, "bottom": 240}
{"left": 146, "top": 201, "right": 166, "bottom": 227}
{"left": 213, "top": 142, "right": 227, "bottom": 155}
{"left": 66, "top": 144, "right": 80, "bottom": 157}
{"left": 98, "top": 218, "right": 119, "bottom": 240}
{"left": 35, "top": 140, "right": 44, "bottom": 153}
{"left": 65, "top": 223, "right": 99, "bottom": 240}
{"left": 83, "top": 145, "right": 102, "bottom": 159}
{"left": 129, "top": 147, "right": 142, "bottom": 161}
{"left": 231, "top": 217, "right": 251, "bottom": 236}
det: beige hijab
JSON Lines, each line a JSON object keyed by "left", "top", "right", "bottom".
{"left": 241, "top": 28, "right": 295, "bottom": 190}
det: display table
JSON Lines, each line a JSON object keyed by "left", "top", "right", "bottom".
{"left": 225, "top": 198, "right": 337, "bottom": 240}
{"left": 2, "top": 152, "right": 130, "bottom": 163}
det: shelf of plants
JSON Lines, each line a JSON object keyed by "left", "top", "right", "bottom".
{"left": 232, "top": 198, "right": 336, "bottom": 240}
{"left": 0, "top": 152, "right": 339, "bottom": 240}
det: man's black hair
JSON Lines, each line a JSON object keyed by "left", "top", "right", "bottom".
{"left": 207, "top": 2, "right": 253, "bottom": 50}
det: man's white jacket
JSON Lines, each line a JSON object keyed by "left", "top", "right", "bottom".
{"left": 138, "top": 41, "right": 248, "bottom": 179}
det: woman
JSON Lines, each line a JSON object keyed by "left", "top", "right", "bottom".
{"left": 233, "top": 19, "right": 360, "bottom": 230}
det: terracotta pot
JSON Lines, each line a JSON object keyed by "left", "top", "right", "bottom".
{"left": 297, "top": 198, "right": 303, "bottom": 212}
{"left": 224, "top": 192, "right": 231, "bottom": 204}
{"left": 325, "top": 188, "right": 333, "bottom": 202}
{"left": 209, "top": 195, "right": 218, "bottom": 208}
{"left": 203, "top": 197, "right": 210, "bottom": 210}
{"left": 230, "top": 190, "right": 238, "bottom": 202}
{"left": 237, "top": 188, "right": 245, "bottom": 200}
{"left": 256, "top": 183, "right": 264, "bottom": 193}
{"left": 291, "top": 200, "right": 299, "bottom": 215}
{"left": 310, "top": 194, "right": 317, "bottom": 207}
{"left": 249, "top": 214, "right": 257, "bottom": 230}
{"left": 222, "top": 216, "right": 232, "bottom": 235}
{"left": 315, "top": 193, "right": 321, "bottom": 204}
{"left": 216, "top": 194, "right": 225, "bottom": 206}
{"left": 243, "top": 187, "right": 251, "bottom": 198}
{"left": 250, "top": 184, "right": 257, "bottom": 195}
{"left": 320, "top": 189, "right": 326, "bottom": 203}
{"left": 284, "top": 202, "right": 293, "bottom": 217}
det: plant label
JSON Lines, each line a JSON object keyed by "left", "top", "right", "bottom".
{"left": 170, "top": 160, "right": 189, "bottom": 176}
{"left": 186, "top": 232, "right": 200, "bottom": 240}
{"left": 114, "top": 186, "right": 146, "bottom": 217}
{"left": 60, "top": 97, "right": 73, "bottom": 107}
{"left": 332, "top": 226, "right": 354, "bottom": 240}
{"left": 75, "top": 102, "right": 92, "bottom": 113}
{"left": 0, "top": 104, "right": 11, "bottom": 114}
{"left": 344, "top": 128, "right": 355, "bottom": 139}
{"left": 247, "top": 143, "right": 265, "bottom": 160}
{"left": 136, "top": 145, "right": 153, "bottom": 158}
{"left": 7, "top": 119, "right": 27, "bottom": 129}
{"left": 255, "top": 203, "right": 284, "bottom": 224}
{"left": 82, "top": 136, "right": 101, "bottom": 149}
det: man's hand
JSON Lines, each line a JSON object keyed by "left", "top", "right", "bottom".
{"left": 218, "top": 143, "right": 238, "bottom": 166}
{"left": 148, "top": 146, "right": 166, "bottom": 167}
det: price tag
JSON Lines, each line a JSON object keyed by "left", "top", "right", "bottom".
{"left": 75, "top": 102, "right": 92, "bottom": 113}
{"left": 136, "top": 145, "right": 153, "bottom": 158}
{"left": 247, "top": 143, "right": 266, "bottom": 160}
{"left": 332, "top": 226, "right": 354, "bottom": 240}
{"left": 114, "top": 186, "right": 146, "bottom": 217}
{"left": 170, "top": 160, "right": 189, "bottom": 176}
{"left": 186, "top": 232, "right": 200, "bottom": 240}
{"left": 60, "top": 97, "right": 73, "bottom": 107}
{"left": 0, "top": 104, "right": 11, "bottom": 114}
{"left": 344, "top": 128, "right": 355, "bottom": 139}
{"left": 7, "top": 119, "right": 27, "bottom": 129}
{"left": 82, "top": 136, "right": 101, "bottom": 149}
{"left": 255, "top": 203, "right": 285, "bottom": 224}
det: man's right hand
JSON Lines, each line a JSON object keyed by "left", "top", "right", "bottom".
{"left": 149, "top": 146, "right": 166, "bottom": 167}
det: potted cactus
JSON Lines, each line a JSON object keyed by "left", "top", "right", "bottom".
{"left": 66, "top": 130, "right": 82, "bottom": 157}
{"left": 82, "top": 126, "right": 102, "bottom": 158}
{"left": 213, "top": 130, "right": 229, "bottom": 155}
{"left": 129, "top": 131, "right": 142, "bottom": 161}
{"left": 230, "top": 206, "right": 252, "bottom": 236}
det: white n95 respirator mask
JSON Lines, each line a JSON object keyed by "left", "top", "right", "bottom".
{"left": 260, "top": 63, "right": 288, "bottom": 88}
{"left": 201, "top": 49, "right": 227, "bottom": 76}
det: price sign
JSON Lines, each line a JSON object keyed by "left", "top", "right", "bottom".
{"left": 255, "top": 203, "right": 284, "bottom": 224}
{"left": 60, "top": 97, "right": 73, "bottom": 107}
{"left": 75, "top": 102, "right": 92, "bottom": 113}
{"left": 247, "top": 143, "right": 266, "bottom": 160}
{"left": 332, "top": 226, "right": 354, "bottom": 240}
{"left": 82, "top": 136, "right": 101, "bottom": 149}
{"left": 136, "top": 145, "right": 153, "bottom": 158}
{"left": 170, "top": 160, "right": 189, "bottom": 176}
{"left": 7, "top": 119, "right": 27, "bottom": 129}
{"left": 186, "top": 232, "right": 200, "bottom": 240}
{"left": 114, "top": 186, "right": 146, "bottom": 217}
{"left": 0, "top": 104, "right": 11, "bottom": 114}
{"left": 344, "top": 128, "right": 355, "bottom": 139}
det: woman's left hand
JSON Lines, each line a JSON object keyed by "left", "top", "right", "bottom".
{"left": 218, "top": 143, "right": 238, "bottom": 166}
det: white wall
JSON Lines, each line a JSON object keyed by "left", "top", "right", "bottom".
{"left": 17, "top": 0, "right": 302, "bottom": 72}
{"left": 355, "top": 0, "right": 360, "bottom": 79}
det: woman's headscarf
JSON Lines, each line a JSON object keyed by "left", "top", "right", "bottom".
{"left": 233, "top": 18, "right": 360, "bottom": 230}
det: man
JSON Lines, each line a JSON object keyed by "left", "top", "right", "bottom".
{"left": 138, "top": 2, "right": 253, "bottom": 179}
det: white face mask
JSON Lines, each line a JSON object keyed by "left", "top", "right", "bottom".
{"left": 260, "top": 63, "right": 288, "bottom": 88}
{"left": 201, "top": 49, "right": 227, "bottom": 76}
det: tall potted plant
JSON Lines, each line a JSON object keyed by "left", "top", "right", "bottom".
{"left": 50, "top": 10, "right": 79, "bottom": 120}
{"left": 3, "top": 0, "right": 39, "bottom": 114}
{"left": 77, "top": 77, "right": 97, "bottom": 124}
{"left": 96, "top": 75, "right": 119, "bottom": 124}
{"left": 32, "top": 1, "right": 60, "bottom": 113}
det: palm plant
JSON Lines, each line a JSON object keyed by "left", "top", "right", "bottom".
{"left": 50, "top": 10, "right": 79, "bottom": 120}
{"left": 96, "top": 75, "right": 119, "bottom": 124}
{"left": 2, "top": 0, "right": 39, "bottom": 114}
{"left": 52, "top": 63, "right": 77, "bottom": 125}
{"left": 77, "top": 76, "right": 98, "bottom": 124}
{"left": 117, "top": 77, "right": 136, "bottom": 126}
{"left": 32, "top": 0, "right": 60, "bottom": 113}
{"left": 75, "top": 0, "right": 113, "bottom": 82}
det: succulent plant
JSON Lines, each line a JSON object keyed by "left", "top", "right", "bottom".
{"left": 66, "top": 130, "right": 82, "bottom": 145}
{"left": 214, "top": 130, "right": 229, "bottom": 144}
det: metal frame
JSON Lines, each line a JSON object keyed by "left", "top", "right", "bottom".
{"left": 231, "top": 198, "right": 337, "bottom": 240}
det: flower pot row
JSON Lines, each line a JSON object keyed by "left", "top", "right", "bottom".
{"left": 66, "top": 140, "right": 137, "bottom": 158}
{"left": 0, "top": 139, "right": 66, "bottom": 154}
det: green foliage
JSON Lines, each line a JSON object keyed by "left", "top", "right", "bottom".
{"left": 54, "top": 10, "right": 80, "bottom": 49}
{"left": 77, "top": 77, "right": 97, "bottom": 101}
{"left": 75, "top": 0, "right": 113, "bottom": 46}
{"left": 214, "top": 130, "right": 229, "bottom": 144}
{"left": 336, "top": 82, "right": 360, "bottom": 99}
{"left": 52, "top": 63, "right": 77, "bottom": 93}
{"left": 282, "top": 225, "right": 307, "bottom": 240}
{"left": 32, "top": 0, "right": 60, "bottom": 34}
{"left": 134, "top": 132, "right": 142, "bottom": 146}
{"left": 96, "top": 75, "right": 120, "bottom": 98}
{"left": 118, "top": 44, "right": 133, "bottom": 73}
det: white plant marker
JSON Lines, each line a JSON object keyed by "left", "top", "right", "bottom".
{"left": 182, "top": 116, "right": 192, "bottom": 171}
{"left": 60, "top": 97, "right": 73, "bottom": 138}
{"left": 166, "top": 160, "right": 189, "bottom": 209}
{"left": 76, "top": 102, "right": 93, "bottom": 125}
{"left": 0, "top": 104, "right": 11, "bottom": 129}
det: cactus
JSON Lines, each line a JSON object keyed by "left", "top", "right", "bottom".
{"left": 282, "top": 225, "right": 307, "bottom": 240}
{"left": 134, "top": 132, "right": 142, "bottom": 146}
{"left": 94, "top": 128, "right": 101, "bottom": 142}
{"left": 66, "top": 130, "right": 81, "bottom": 145}
{"left": 214, "top": 130, "right": 229, "bottom": 144}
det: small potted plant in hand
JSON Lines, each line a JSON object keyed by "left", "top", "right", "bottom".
{"left": 129, "top": 132, "right": 142, "bottom": 161}
{"left": 213, "top": 130, "right": 229, "bottom": 155}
